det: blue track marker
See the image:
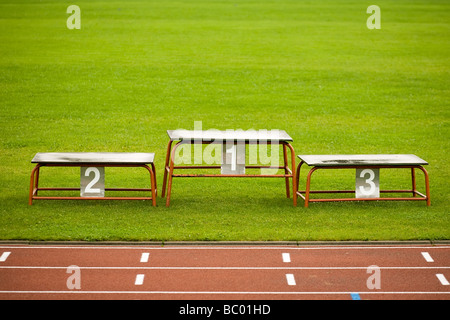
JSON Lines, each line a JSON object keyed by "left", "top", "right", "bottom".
{"left": 351, "top": 293, "right": 361, "bottom": 300}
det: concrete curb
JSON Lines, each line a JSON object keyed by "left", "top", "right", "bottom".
{"left": 0, "top": 240, "right": 448, "bottom": 246}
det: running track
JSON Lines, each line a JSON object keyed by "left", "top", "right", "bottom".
{"left": 0, "top": 244, "right": 449, "bottom": 300}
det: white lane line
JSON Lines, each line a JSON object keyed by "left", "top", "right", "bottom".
{"left": 0, "top": 252, "right": 11, "bottom": 262}
{"left": 1, "top": 266, "right": 450, "bottom": 270}
{"left": 1, "top": 290, "right": 448, "bottom": 295}
{"left": 436, "top": 274, "right": 449, "bottom": 286}
{"left": 282, "top": 253, "right": 291, "bottom": 263}
{"left": 140, "top": 253, "right": 150, "bottom": 263}
{"left": 286, "top": 274, "right": 296, "bottom": 286}
{"left": 135, "top": 274, "right": 145, "bottom": 285}
{"left": 0, "top": 246, "right": 449, "bottom": 250}
{"left": 421, "top": 252, "right": 434, "bottom": 263}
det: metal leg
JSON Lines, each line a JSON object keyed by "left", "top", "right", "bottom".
{"left": 34, "top": 165, "right": 40, "bottom": 196}
{"left": 161, "top": 140, "right": 173, "bottom": 198}
{"left": 151, "top": 162, "right": 157, "bottom": 196}
{"left": 285, "top": 142, "right": 296, "bottom": 206}
{"left": 144, "top": 164, "right": 157, "bottom": 207}
{"left": 411, "top": 168, "right": 416, "bottom": 197}
{"left": 282, "top": 143, "right": 290, "bottom": 198}
{"left": 294, "top": 160, "right": 305, "bottom": 207}
{"left": 305, "top": 167, "right": 319, "bottom": 208}
{"left": 166, "top": 142, "right": 181, "bottom": 207}
{"left": 29, "top": 164, "right": 42, "bottom": 205}
{"left": 418, "top": 166, "right": 431, "bottom": 206}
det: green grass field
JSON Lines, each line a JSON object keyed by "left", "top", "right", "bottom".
{"left": 0, "top": 0, "right": 449, "bottom": 241}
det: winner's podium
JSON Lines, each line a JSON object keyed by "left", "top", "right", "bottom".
{"left": 29, "top": 152, "right": 157, "bottom": 206}
{"left": 295, "top": 154, "right": 430, "bottom": 207}
{"left": 161, "top": 129, "right": 297, "bottom": 207}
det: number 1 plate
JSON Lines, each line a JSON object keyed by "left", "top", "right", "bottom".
{"left": 80, "top": 167, "right": 105, "bottom": 197}
{"left": 355, "top": 168, "right": 380, "bottom": 198}
{"left": 221, "top": 142, "right": 246, "bottom": 175}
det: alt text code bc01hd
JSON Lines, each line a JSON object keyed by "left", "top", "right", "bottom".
{"left": 224, "top": 304, "right": 270, "bottom": 315}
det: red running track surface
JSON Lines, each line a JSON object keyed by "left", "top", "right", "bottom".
{"left": 0, "top": 244, "right": 449, "bottom": 300}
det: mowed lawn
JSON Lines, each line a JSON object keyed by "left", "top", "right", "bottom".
{"left": 0, "top": 0, "right": 448, "bottom": 241}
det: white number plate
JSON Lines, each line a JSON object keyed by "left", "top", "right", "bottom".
{"left": 221, "top": 142, "right": 246, "bottom": 175}
{"left": 355, "top": 168, "right": 380, "bottom": 198}
{"left": 80, "top": 167, "right": 105, "bottom": 197}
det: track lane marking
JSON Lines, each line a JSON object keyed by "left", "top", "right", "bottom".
{"left": 421, "top": 252, "right": 434, "bottom": 263}
{"left": 282, "top": 253, "right": 291, "bottom": 263}
{"left": 286, "top": 274, "right": 296, "bottom": 286}
{"left": 436, "top": 274, "right": 449, "bottom": 286}
{"left": 140, "top": 253, "right": 150, "bottom": 263}
{"left": 135, "top": 274, "right": 145, "bottom": 285}
{"left": 0, "top": 290, "right": 448, "bottom": 295}
{"left": 1, "top": 266, "right": 449, "bottom": 270}
{"left": 0, "top": 252, "right": 10, "bottom": 262}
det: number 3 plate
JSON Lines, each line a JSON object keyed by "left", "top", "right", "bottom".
{"left": 80, "top": 167, "right": 105, "bottom": 197}
{"left": 355, "top": 168, "right": 380, "bottom": 198}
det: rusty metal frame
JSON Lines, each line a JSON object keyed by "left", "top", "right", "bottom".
{"left": 295, "top": 161, "right": 430, "bottom": 207}
{"left": 29, "top": 163, "right": 157, "bottom": 206}
{"left": 161, "top": 140, "right": 296, "bottom": 207}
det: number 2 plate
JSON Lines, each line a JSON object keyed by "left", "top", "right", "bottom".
{"left": 80, "top": 167, "right": 105, "bottom": 197}
{"left": 355, "top": 168, "right": 380, "bottom": 198}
